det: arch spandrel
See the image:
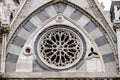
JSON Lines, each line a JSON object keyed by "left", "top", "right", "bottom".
{"left": 5, "top": 0, "right": 117, "bottom": 76}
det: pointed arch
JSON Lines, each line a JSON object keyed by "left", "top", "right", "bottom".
{"left": 6, "top": 0, "right": 117, "bottom": 73}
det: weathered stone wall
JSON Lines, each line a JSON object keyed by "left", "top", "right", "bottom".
{"left": 0, "top": 0, "right": 118, "bottom": 79}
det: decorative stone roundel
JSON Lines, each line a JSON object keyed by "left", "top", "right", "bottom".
{"left": 34, "top": 25, "right": 86, "bottom": 70}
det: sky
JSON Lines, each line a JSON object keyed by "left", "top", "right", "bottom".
{"left": 98, "top": 0, "right": 111, "bottom": 10}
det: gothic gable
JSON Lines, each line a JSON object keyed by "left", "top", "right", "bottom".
{"left": 0, "top": 0, "right": 117, "bottom": 79}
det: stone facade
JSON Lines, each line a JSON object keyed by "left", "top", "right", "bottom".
{"left": 0, "top": 0, "right": 119, "bottom": 79}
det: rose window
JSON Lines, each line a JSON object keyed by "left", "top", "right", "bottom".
{"left": 36, "top": 25, "right": 85, "bottom": 69}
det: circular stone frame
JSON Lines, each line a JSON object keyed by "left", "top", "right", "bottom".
{"left": 34, "top": 25, "right": 87, "bottom": 71}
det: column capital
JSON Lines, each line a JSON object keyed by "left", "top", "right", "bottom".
{"left": 0, "top": 26, "right": 9, "bottom": 34}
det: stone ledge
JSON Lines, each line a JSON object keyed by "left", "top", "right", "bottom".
{"left": 2, "top": 72, "right": 119, "bottom": 78}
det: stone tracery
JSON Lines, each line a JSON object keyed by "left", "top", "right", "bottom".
{"left": 33, "top": 25, "right": 86, "bottom": 70}
{"left": 39, "top": 27, "right": 82, "bottom": 68}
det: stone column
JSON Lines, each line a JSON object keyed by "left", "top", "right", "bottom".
{"left": 0, "top": 26, "right": 9, "bottom": 72}
{"left": 114, "top": 5, "right": 120, "bottom": 20}
{"left": 117, "top": 29, "right": 120, "bottom": 73}
{"left": 0, "top": 0, "right": 10, "bottom": 73}
{"left": 114, "top": 23, "right": 120, "bottom": 73}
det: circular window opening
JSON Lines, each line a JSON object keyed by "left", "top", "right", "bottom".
{"left": 34, "top": 25, "right": 86, "bottom": 70}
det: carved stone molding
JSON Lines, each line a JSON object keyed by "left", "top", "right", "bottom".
{"left": 88, "top": 0, "right": 116, "bottom": 41}
{"left": 88, "top": 0, "right": 118, "bottom": 66}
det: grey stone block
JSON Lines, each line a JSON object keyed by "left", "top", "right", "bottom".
{"left": 24, "top": 21, "right": 37, "bottom": 33}
{"left": 104, "top": 61, "right": 117, "bottom": 72}
{"left": 7, "top": 44, "right": 22, "bottom": 56}
{"left": 102, "top": 53, "right": 115, "bottom": 63}
{"left": 12, "top": 36, "right": 26, "bottom": 47}
{"left": 90, "top": 28, "right": 103, "bottom": 40}
{"left": 70, "top": 10, "right": 83, "bottom": 21}
{"left": 53, "top": 2, "right": 67, "bottom": 14}
{"left": 99, "top": 44, "right": 113, "bottom": 55}
{"left": 32, "top": 60, "right": 43, "bottom": 72}
{"left": 5, "top": 62, "right": 16, "bottom": 72}
{"left": 17, "top": 28, "right": 31, "bottom": 40}
{"left": 6, "top": 53, "right": 18, "bottom": 63}
{"left": 84, "top": 22, "right": 96, "bottom": 33}
{"left": 95, "top": 36, "right": 109, "bottom": 47}
{"left": 37, "top": 10, "right": 50, "bottom": 22}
